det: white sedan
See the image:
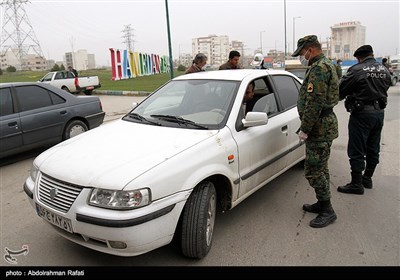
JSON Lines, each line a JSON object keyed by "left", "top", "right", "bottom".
{"left": 24, "top": 69, "right": 305, "bottom": 259}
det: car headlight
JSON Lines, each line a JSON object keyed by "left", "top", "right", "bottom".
{"left": 30, "top": 163, "right": 39, "bottom": 183}
{"left": 88, "top": 188, "right": 151, "bottom": 210}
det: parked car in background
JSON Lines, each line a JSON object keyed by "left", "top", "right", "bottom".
{"left": 285, "top": 65, "right": 309, "bottom": 80}
{"left": 24, "top": 70, "right": 305, "bottom": 259}
{"left": 39, "top": 71, "right": 101, "bottom": 95}
{"left": 390, "top": 71, "right": 399, "bottom": 86}
{"left": 0, "top": 82, "right": 105, "bottom": 159}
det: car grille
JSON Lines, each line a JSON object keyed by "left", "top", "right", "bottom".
{"left": 37, "top": 173, "right": 84, "bottom": 213}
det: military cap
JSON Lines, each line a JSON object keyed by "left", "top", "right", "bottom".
{"left": 353, "top": 45, "right": 373, "bottom": 57}
{"left": 292, "top": 35, "right": 319, "bottom": 57}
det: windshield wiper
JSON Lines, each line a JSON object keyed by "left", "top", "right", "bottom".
{"left": 150, "top": 114, "right": 208, "bottom": 129}
{"left": 126, "top": 112, "right": 161, "bottom": 126}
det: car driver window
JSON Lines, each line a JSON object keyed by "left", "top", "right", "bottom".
{"left": 0, "top": 87, "right": 14, "bottom": 116}
{"left": 55, "top": 72, "right": 63, "bottom": 80}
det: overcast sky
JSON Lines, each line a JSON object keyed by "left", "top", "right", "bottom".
{"left": 4, "top": 0, "right": 399, "bottom": 66}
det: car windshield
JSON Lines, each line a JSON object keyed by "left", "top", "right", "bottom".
{"left": 125, "top": 79, "right": 240, "bottom": 130}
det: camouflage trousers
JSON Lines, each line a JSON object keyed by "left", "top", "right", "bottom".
{"left": 304, "top": 141, "right": 333, "bottom": 201}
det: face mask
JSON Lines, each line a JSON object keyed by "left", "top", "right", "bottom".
{"left": 299, "top": 49, "right": 310, "bottom": 66}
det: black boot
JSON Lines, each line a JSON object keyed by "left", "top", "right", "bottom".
{"left": 337, "top": 172, "right": 364, "bottom": 195}
{"left": 309, "top": 200, "right": 337, "bottom": 228}
{"left": 362, "top": 166, "right": 375, "bottom": 189}
{"left": 303, "top": 201, "right": 321, "bottom": 213}
{"left": 362, "top": 176, "right": 373, "bottom": 189}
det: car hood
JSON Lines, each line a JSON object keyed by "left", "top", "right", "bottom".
{"left": 37, "top": 120, "right": 217, "bottom": 190}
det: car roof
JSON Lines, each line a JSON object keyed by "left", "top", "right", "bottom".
{"left": 173, "top": 69, "right": 294, "bottom": 82}
{"left": 0, "top": 82, "right": 68, "bottom": 93}
{"left": 0, "top": 81, "right": 40, "bottom": 87}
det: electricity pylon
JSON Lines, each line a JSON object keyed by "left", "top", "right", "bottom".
{"left": 122, "top": 24, "right": 135, "bottom": 52}
{"left": 1, "top": 0, "right": 44, "bottom": 70}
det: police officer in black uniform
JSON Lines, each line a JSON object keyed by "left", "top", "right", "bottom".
{"left": 337, "top": 45, "right": 391, "bottom": 195}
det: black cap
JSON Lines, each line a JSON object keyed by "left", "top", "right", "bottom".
{"left": 292, "top": 35, "right": 319, "bottom": 57}
{"left": 353, "top": 45, "right": 373, "bottom": 57}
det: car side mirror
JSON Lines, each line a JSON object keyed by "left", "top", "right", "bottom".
{"left": 242, "top": 112, "right": 268, "bottom": 127}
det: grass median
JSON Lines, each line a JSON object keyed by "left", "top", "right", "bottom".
{"left": 0, "top": 69, "right": 186, "bottom": 92}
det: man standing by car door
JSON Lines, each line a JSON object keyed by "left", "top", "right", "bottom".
{"left": 292, "top": 35, "right": 339, "bottom": 228}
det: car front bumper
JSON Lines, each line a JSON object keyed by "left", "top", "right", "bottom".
{"left": 24, "top": 175, "right": 190, "bottom": 257}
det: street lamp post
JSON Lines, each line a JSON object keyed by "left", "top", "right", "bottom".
{"left": 165, "top": 0, "right": 174, "bottom": 79}
{"left": 260, "top": 30, "right": 266, "bottom": 54}
{"left": 293, "top": 16, "right": 301, "bottom": 53}
{"left": 326, "top": 36, "right": 332, "bottom": 58}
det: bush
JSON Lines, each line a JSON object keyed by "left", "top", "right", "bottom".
{"left": 0, "top": 68, "right": 3, "bottom": 75}
{"left": 177, "top": 64, "right": 186, "bottom": 71}
{"left": 6, "top": 66, "right": 16, "bottom": 72}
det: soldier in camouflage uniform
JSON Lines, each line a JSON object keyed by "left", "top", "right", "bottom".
{"left": 292, "top": 35, "right": 339, "bottom": 228}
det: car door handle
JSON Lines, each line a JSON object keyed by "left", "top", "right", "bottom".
{"left": 60, "top": 110, "right": 67, "bottom": 115}
{"left": 281, "top": 125, "right": 288, "bottom": 132}
{"left": 8, "top": 121, "right": 18, "bottom": 127}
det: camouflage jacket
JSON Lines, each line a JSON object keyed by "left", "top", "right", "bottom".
{"left": 297, "top": 53, "right": 339, "bottom": 141}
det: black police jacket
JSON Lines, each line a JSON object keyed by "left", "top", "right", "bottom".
{"left": 339, "top": 57, "right": 391, "bottom": 102}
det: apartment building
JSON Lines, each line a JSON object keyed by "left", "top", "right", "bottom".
{"left": 330, "top": 21, "right": 366, "bottom": 60}
{"left": 192, "top": 35, "right": 244, "bottom": 67}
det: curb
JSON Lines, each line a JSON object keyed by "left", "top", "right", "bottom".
{"left": 93, "top": 90, "right": 150, "bottom": 96}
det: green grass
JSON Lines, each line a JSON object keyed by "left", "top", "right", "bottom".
{"left": 0, "top": 69, "right": 186, "bottom": 92}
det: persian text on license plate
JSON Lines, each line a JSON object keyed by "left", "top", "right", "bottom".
{"left": 36, "top": 204, "right": 73, "bottom": 233}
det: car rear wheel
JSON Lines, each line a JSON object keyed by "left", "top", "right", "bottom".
{"left": 63, "top": 120, "right": 88, "bottom": 140}
{"left": 84, "top": 90, "right": 93, "bottom": 95}
{"left": 61, "top": 86, "right": 70, "bottom": 93}
{"left": 180, "top": 181, "right": 216, "bottom": 259}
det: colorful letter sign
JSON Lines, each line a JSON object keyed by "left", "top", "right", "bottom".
{"left": 109, "top": 48, "right": 170, "bottom": 80}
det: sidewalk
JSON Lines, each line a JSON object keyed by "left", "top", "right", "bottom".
{"left": 93, "top": 89, "right": 150, "bottom": 96}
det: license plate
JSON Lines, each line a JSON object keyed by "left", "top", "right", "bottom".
{"left": 36, "top": 204, "right": 73, "bottom": 233}
{"left": 86, "top": 86, "right": 94, "bottom": 90}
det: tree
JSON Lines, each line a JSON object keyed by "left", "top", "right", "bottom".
{"left": 0, "top": 68, "right": 3, "bottom": 75}
{"left": 51, "top": 64, "right": 60, "bottom": 71}
{"left": 6, "top": 66, "right": 16, "bottom": 72}
{"left": 60, "top": 64, "right": 65, "bottom": 70}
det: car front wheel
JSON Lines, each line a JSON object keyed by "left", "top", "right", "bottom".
{"left": 63, "top": 120, "right": 88, "bottom": 140}
{"left": 180, "top": 181, "right": 216, "bottom": 259}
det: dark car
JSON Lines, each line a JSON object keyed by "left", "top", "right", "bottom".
{"left": 0, "top": 82, "right": 105, "bottom": 159}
